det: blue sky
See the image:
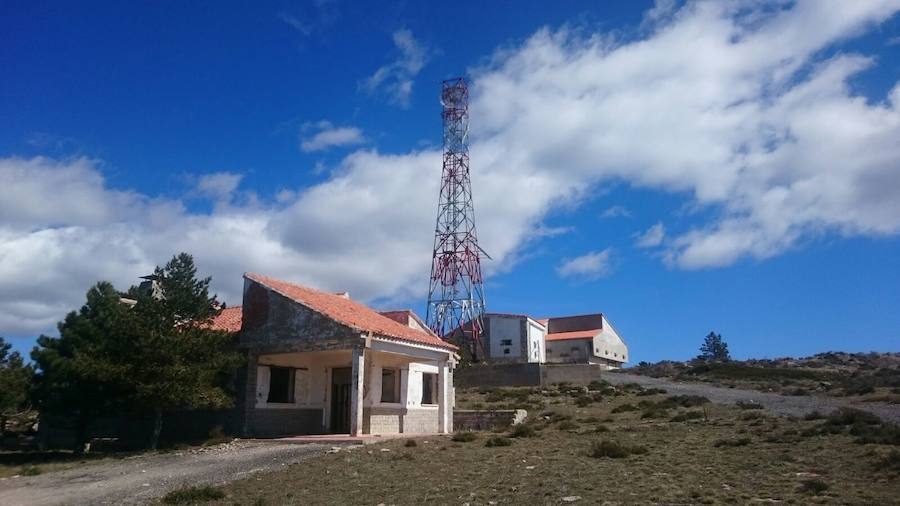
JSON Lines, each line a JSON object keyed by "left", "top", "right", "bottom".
{"left": 2, "top": 1, "right": 900, "bottom": 363}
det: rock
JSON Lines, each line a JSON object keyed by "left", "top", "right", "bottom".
{"left": 379, "top": 448, "right": 391, "bottom": 452}
{"left": 561, "top": 496, "right": 582, "bottom": 502}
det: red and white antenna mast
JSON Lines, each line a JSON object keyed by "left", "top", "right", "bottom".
{"left": 426, "top": 77, "right": 489, "bottom": 360}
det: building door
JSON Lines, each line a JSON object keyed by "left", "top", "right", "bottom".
{"left": 330, "top": 367, "right": 352, "bottom": 433}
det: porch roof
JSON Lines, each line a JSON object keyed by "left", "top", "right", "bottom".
{"left": 244, "top": 272, "right": 457, "bottom": 351}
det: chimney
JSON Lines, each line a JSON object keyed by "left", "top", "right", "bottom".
{"left": 335, "top": 292, "right": 350, "bottom": 299}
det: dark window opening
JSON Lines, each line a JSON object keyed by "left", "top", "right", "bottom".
{"left": 503, "top": 348, "right": 510, "bottom": 354}
{"left": 267, "top": 366, "right": 295, "bottom": 403}
{"left": 500, "top": 339, "right": 513, "bottom": 346}
{"left": 421, "top": 373, "right": 438, "bottom": 404}
{"left": 381, "top": 368, "right": 398, "bottom": 403}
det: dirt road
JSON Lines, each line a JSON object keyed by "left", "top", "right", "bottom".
{"left": 0, "top": 440, "right": 331, "bottom": 506}
{"left": 604, "top": 372, "right": 900, "bottom": 423}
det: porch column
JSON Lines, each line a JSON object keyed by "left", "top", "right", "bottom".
{"left": 437, "top": 361, "right": 452, "bottom": 433}
{"left": 349, "top": 346, "right": 365, "bottom": 436}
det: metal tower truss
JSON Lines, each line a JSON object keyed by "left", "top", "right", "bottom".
{"left": 426, "top": 77, "right": 489, "bottom": 360}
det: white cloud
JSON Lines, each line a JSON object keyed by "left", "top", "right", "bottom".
{"left": 300, "top": 123, "right": 365, "bottom": 152}
{"left": 557, "top": 249, "right": 614, "bottom": 280}
{"left": 4, "top": 0, "right": 900, "bottom": 340}
{"left": 600, "top": 205, "right": 632, "bottom": 219}
{"left": 635, "top": 222, "right": 666, "bottom": 248}
{"left": 196, "top": 172, "right": 243, "bottom": 201}
{"left": 360, "top": 29, "right": 430, "bottom": 107}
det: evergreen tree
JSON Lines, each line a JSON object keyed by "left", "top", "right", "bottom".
{"left": 31, "top": 282, "right": 134, "bottom": 451}
{"left": 129, "top": 253, "right": 240, "bottom": 449}
{"left": 0, "top": 337, "right": 32, "bottom": 436}
{"left": 32, "top": 253, "right": 241, "bottom": 451}
{"left": 698, "top": 331, "right": 731, "bottom": 362}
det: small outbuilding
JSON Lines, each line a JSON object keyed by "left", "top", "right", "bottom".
{"left": 211, "top": 273, "right": 458, "bottom": 438}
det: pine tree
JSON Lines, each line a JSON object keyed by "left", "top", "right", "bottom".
{"left": 32, "top": 282, "right": 134, "bottom": 451}
{"left": 698, "top": 331, "right": 731, "bottom": 362}
{"left": 0, "top": 337, "right": 32, "bottom": 436}
{"left": 129, "top": 253, "right": 241, "bottom": 449}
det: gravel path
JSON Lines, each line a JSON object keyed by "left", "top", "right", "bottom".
{"left": 604, "top": 372, "right": 900, "bottom": 423}
{"left": 0, "top": 440, "right": 332, "bottom": 506}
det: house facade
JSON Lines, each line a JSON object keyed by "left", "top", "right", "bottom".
{"left": 211, "top": 273, "right": 458, "bottom": 438}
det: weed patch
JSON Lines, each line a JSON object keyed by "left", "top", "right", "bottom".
{"left": 162, "top": 486, "right": 225, "bottom": 504}
{"left": 671, "top": 411, "right": 704, "bottom": 422}
{"left": 798, "top": 479, "right": 829, "bottom": 495}
{"left": 736, "top": 401, "right": 764, "bottom": 410}
{"left": 404, "top": 439, "right": 417, "bottom": 447}
{"left": 590, "top": 440, "right": 648, "bottom": 459}
{"left": 713, "top": 437, "right": 751, "bottom": 448}
{"left": 485, "top": 437, "right": 513, "bottom": 447}
{"left": 611, "top": 403, "right": 638, "bottom": 413}
{"left": 451, "top": 432, "right": 477, "bottom": 443}
{"left": 510, "top": 424, "right": 537, "bottom": 438}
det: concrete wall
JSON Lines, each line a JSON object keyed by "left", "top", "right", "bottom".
{"left": 488, "top": 316, "right": 524, "bottom": 360}
{"left": 453, "top": 409, "right": 527, "bottom": 431}
{"left": 455, "top": 363, "right": 606, "bottom": 387}
{"left": 245, "top": 408, "right": 324, "bottom": 437}
{"left": 545, "top": 338, "right": 593, "bottom": 364}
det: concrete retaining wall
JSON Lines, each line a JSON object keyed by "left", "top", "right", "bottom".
{"left": 245, "top": 408, "right": 324, "bottom": 437}
{"left": 455, "top": 363, "right": 605, "bottom": 388}
{"left": 453, "top": 409, "right": 527, "bottom": 431}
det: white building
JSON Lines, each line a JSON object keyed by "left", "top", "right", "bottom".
{"left": 479, "top": 312, "right": 628, "bottom": 369}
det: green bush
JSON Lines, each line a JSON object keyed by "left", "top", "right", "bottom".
{"left": 611, "top": 403, "right": 638, "bottom": 413}
{"left": 20, "top": 465, "right": 42, "bottom": 476}
{"left": 713, "top": 437, "right": 751, "bottom": 448}
{"left": 590, "top": 440, "right": 648, "bottom": 458}
{"left": 510, "top": 424, "right": 537, "bottom": 438}
{"left": 664, "top": 395, "right": 710, "bottom": 408}
{"left": 162, "top": 486, "right": 226, "bottom": 504}
{"left": 735, "top": 401, "right": 764, "bottom": 410}
{"left": 485, "top": 437, "right": 513, "bottom": 447}
{"left": 825, "top": 407, "right": 881, "bottom": 427}
{"left": 671, "top": 411, "right": 704, "bottom": 422}
{"left": 404, "top": 439, "right": 417, "bottom": 447}
{"left": 575, "top": 395, "right": 592, "bottom": 407}
{"left": 451, "top": 432, "right": 477, "bottom": 442}
{"left": 798, "top": 479, "right": 829, "bottom": 495}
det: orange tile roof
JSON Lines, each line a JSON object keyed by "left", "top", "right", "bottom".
{"left": 209, "top": 306, "right": 243, "bottom": 333}
{"left": 245, "top": 273, "right": 456, "bottom": 350}
{"left": 545, "top": 329, "right": 601, "bottom": 341}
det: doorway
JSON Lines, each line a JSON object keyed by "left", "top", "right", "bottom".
{"left": 330, "top": 367, "right": 352, "bottom": 433}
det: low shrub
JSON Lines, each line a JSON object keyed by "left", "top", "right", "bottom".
{"left": 451, "top": 432, "right": 477, "bottom": 442}
{"left": 404, "top": 439, "right": 417, "bottom": 447}
{"left": 557, "top": 420, "right": 579, "bottom": 431}
{"left": 736, "top": 401, "right": 764, "bottom": 410}
{"left": 825, "top": 407, "right": 882, "bottom": 427}
{"left": 485, "top": 437, "right": 513, "bottom": 447}
{"left": 20, "top": 465, "right": 42, "bottom": 476}
{"left": 671, "top": 411, "right": 704, "bottom": 422}
{"left": 595, "top": 424, "right": 610, "bottom": 433}
{"left": 636, "top": 387, "right": 667, "bottom": 396}
{"left": 665, "top": 395, "right": 710, "bottom": 408}
{"left": 640, "top": 406, "right": 671, "bottom": 419}
{"left": 611, "top": 403, "right": 638, "bottom": 413}
{"left": 713, "top": 437, "right": 752, "bottom": 448}
{"left": 510, "top": 424, "right": 537, "bottom": 438}
{"left": 162, "top": 486, "right": 226, "bottom": 504}
{"left": 803, "top": 411, "right": 825, "bottom": 420}
{"left": 590, "top": 440, "right": 648, "bottom": 459}
{"left": 878, "top": 449, "right": 900, "bottom": 471}
{"left": 575, "top": 396, "right": 592, "bottom": 407}
{"left": 588, "top": 379, "right": 611, "bottom": 390}
{"left": 741, "top": 411, "right": 766, "bottom": 421}
{"left": 798, "top": 479, "right": 829, "bottom": 495}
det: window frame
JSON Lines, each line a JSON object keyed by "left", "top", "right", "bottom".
{"left": 266, "top": 366, "right": 296, "bottom": 404}
{"left": 421, "top": 372, "right": 438, "bottom": 405}
{"left": 380, "top": 367, "right": 400, "bottom": 404}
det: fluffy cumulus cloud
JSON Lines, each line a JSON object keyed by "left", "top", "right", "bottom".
{"left": 4, "top": 0, "right": 900, "bottom": 339}
{"left": 195, "top": 172, "right": 243, "bottom": 201}
{"left": 557, "top": 249, "right": 614, "bottom": 280}
{"left": 360, "top": 28, "right": 430, "bottom": 107}
{"left": 300, "top": 121, "right": 366, "bottom": 152}
{"left": 635, "top": 222, "right": 666, "bottom": 248}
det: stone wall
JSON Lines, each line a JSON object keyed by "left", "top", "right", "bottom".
{"left": 453, "top": 409, "right": 527, "bottom": 431}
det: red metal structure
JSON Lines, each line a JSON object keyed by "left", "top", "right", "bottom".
{"left": 426, "top": 77, "right": 489, "bottom": 359}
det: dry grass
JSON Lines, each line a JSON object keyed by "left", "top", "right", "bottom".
{"left": 203, "top": 384, "right": 899, "bottom": 505}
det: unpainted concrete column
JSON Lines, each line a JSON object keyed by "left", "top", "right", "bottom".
{"left": 438, "top": 361, "right": 451, "bottom": 433}
{"left": 349, "top": 346, "right": 365, "bottom": 436}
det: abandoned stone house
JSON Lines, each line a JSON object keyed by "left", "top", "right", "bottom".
{"left": 211, "top": 272, "right": 458, "bottom": 438}
{"left": 479, "top": 312, "right": 628, "bottom": 369}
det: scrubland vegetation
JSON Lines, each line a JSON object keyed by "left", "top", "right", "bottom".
{"left": 192, "top": 380, "right": 899, "bottom": 505}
